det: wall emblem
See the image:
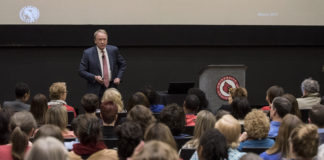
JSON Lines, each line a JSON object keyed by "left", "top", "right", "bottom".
{"left": 216, "top": 76, "right": 240, "bottom": 100}
{"left": 19, "top": 6, "right": 40, "bottom": 23}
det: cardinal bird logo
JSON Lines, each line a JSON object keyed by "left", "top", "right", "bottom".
{"left": 216, "top": 76, "right": 240, "bottom": 101}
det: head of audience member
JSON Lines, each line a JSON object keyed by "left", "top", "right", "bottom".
{"left": 0, "top": 109, "right": 11, "bottom": 145}
{"left": 126, "top": 92, "right": 150, "bottom": 111}
{"left": 317, "top": 144, "right": 324, "bottom": 160}
{"left": 131, "top": 140, "right": 179, "bottom": 160}
{"left": 45, "top": 105, "right": 68, "bottom": 133}
{"left": 74, "top": 114, "right": 101, "bottom": 145}
{"left": 49, "top": 82, "right": 68, "bottom": 101}
{"left": 244, "top": 109, "right": 270, "bottom": 140}
{"left": 197, "top": 128, "right": 228, "bottom": 160}
{"left": 141, "top": 85, "right": 158, "bottom": 105}
{"left": 266, "top": 114, "right": 303, "bottom": 158}
{"left": 15, "top": 82, "right": 30, "bottom": 102}
{"left": 309, "top": 104, "right": 324, "bottom": 128}
{"left": 266, "top": 85, "right": 284, "bottom": 105}
{"left": 188, "top": 88, "right": 209, "bottom": 111}
{"left": 228, "top": 87, "right": 248, "bottom": 104}
{"left": 301, "top": 78, "right": 320, "bottom": 96}
{"left": 289, "top": 124, "right": 319, "bottom": 160}
{"left": 94, "top": 29, "right": 108, "bottom": 50}
{"left": 144, "top": 122, "right": 177, "bottom": 150}
{"left": 239, "top": 153, "right": 262, "bottom": 160}
{"left": 9, "top": 111, "right": 37, "bottom": 160}
{"left": 30, "top": 93, "right": 48, "bottom": 125}
{"left": 183, "top": 94, "right": 200, "bottom": 114}
{"left": 25, "top": 137, "right": 68, "bottom": 160}
{"left": 126, "top": 105, "right": 156, "bottom": 135}
{"left": 101, "top": 88, "right": 124, "bottom": 112}
{"left": 215, "top": 115, "right": 241, "bottom": 149}
{"left": 231, "top": 97, "right": 251, "bottom": 120}
{"left": 270, "top": 97, "right": 292, "bottom": 121}
{"left": 100, "top": 101, "right": 118, "bottom": 126}
{"left": 215, "top": 109, "right": 230, "bottom": 121}
{"left": 115, "top": 121, "right": 143, "bottom": 160}
{"left": 34, "top": 124, "right": 64, "bottom": 142}
{"left": 193, "top": 110, "right": 216, "bottom": 140}
{"left": 81, "top": 93, "right": 99, "bottom": 115}
{"left": 282, "top": 93, "right": 301, "bottom": 119}
{"left": 160, "top": 103, "right": 186, "bottom": 136}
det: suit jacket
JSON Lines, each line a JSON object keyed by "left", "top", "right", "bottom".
{"left": 79, "top": 45, "right": 126, "bottom": 95}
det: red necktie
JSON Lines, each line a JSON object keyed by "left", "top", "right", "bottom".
{"left": 101, "top": 50, "right": 109, "bottom": 88}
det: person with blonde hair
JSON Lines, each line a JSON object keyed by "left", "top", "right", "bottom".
{"left": 144, "top": 123, "right": 177, "bottom": 150}
{"left": 289, "top": 124, "right": 319, "bottom": 160}
{"left": 182, "top": 110, "right": 216, "bottom": 149}
{"left": 238, "top": 109, "right": 274, "bottom": 151}
{"left": 131, "top": 140, "right": 179, "bottom": 160}
{"left": 25, "top": 137, "right": 68, "bottom": 160}
{"left": 48, "top": 82, "right": 76, "bottom": 117}
{"left": 101, "top": 88, "right": 125, "bottom": 112}
{"left": 0, "top": 111, "right": 37, "bottom": 160}
{"left": 45, "top": 104, "right": 75, "bottom": 138}
{"left": 260, "top": 114, "right": 303, "bottom": 160}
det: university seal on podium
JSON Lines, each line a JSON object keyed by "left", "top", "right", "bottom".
{"left": 216, "top": 76, "right": 240, "bottom": 100}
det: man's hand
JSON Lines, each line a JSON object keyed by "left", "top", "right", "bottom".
{"left": 95, "top": 75, "right": 104, "bottom": 84}
{"left": 114, "top": 78, "right": 121, "bottom": 85}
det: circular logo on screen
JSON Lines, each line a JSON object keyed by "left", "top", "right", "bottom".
{"left": 19, "top": 6, "right": 40, "bottom": 23}
{"left": 216, "top": 76, "right": 240, "bottom": 101}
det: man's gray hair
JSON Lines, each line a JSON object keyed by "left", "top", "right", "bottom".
{"left": 301, "top": 78, "right": 320, "bottom": 94}
{"left": 93, "top": 29, "right": 108, "bottom": 40}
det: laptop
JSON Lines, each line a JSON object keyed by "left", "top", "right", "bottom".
{"left": 167, "top": 82, "right": 195, "bottom": 94}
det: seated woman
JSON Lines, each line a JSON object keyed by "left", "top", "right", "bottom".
{"left": 289, "top": 124, "right": 319, "bottom": 160}
{"left": 231, "top": 97, "right": 251, "bottom": 124}
{"left": 219, "top": 87, "right": 248, "bottom": 113}
{"left": 144, "top": 122, "right": 178, "bottom": 151}
{"left": 30, "top": 93, "right": 48, "bottom": 126}
{"left": 126, "top": 105, "right": 156, "bottom": 134}
{"left": 260, "top": 114, "right": 303, "bottom": 160}
{"left": 68, "top": 114, "right": 118, "bottom": 160}
{"left": 45, "top": 105, "right": 75, "bottom": 138}
{"left": 182, "top": 110, "right": 216, "bottom": 149}
{"left": 126, "top": 92, "right": 150, "bottom": 112}
{"left": 34, "top": 124, "right": 64, "bottom": 142}
{"left": 0, "top": 111, "right": 37, "bottom": 160}
{"left": 101, "top": 88, "right": 125, "bottom": 113}
{"left": 238, "top": 109, "right": 274, "bottom": 151}
{"left": 131, "top": 140, "right": 179, "bottom": 160}
{"left": 141, "top": 85, "right": 164, "bottom": 113}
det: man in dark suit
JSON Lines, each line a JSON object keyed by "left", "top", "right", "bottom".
{"left": 79, "top": 29, "right": 126, "bottom": 99}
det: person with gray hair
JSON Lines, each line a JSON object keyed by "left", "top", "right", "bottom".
{"left": 297, "top": 78, "right": 321, "bottom": 110}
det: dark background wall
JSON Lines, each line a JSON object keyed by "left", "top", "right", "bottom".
{"left": 0, "top": 25, "right": 324, "bottom": 113}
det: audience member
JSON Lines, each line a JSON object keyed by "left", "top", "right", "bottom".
{"left": 238, "top": 109, "right": 274, "bottom": 151}
{"left": 268, "top": 97, "right": 292, "bottom": 138}
{"left": 34, "top": 124, "right": 64, "bottom": 142}
{"left": 182, "top": 110, "right": 216, "bottom": 149}
{"left": 188, "top": 88, "right": 209, "bottom": 111}
{"left": 131, "top": 140, "right": 179, "bottom": 160}
{"left": 30, "top": 93, "right": 48, "bottom": 126}
{"left": 141, "top": 85, "right": 164, "bottom": 113}
{"left": 45, "top": 105, "right": 75, "bottom": 138}
{"left": 68, "top": 114, "right": 118, "bottom": 160}
{"left": 2, "top": 82, "right": 31, "bottom": 112}
{"left": 100, "top": 101, "right": 118, "bottom": 139}
{"left": 239, "top": 153, "right": 262, "bottom": 160}
{"left": 144, "top": 122, "right": 177, "bottom": 150}
{"left": 219, "top": 87, "right": 248, "bottom": 113}
{"left": 25, "top": 137, "right": 68, "bottom": 160}
{"left": 48, "top": 82, "right": 76, "bottom": 117}
{"left": 317, "top": 144, "right": 324, "bottom": 160}
{"left": 214, "top": 115, "right": 246, "bottom": 160}
{"left": 126, "top": 92, "right": 150, "bottom": 111}
{"left": 0, "top": 109, "right": 11, "bottom": 145}
{"left": 231, "top": 97, "right": 251, "bottom": 124}
{"left": 289, "top": 124, "right": 319, "bottom": 160}
{"left": 101, "top": 88, "right": 125, "bottom": 112}
{"left": 160, "top": 103, "right": 188, "bottom": 138}
{"left": 309, "top": 104, "right": 324, "bottom": 145}
{"left": 183, "top": 94, "right": 200, "bottom": 126}
{"left": 126, "top": 105, "right": 156, "bottom": 134}
{"left": 297, "top": 78, "right": 321, "bottom": 110}
{"left": 115, "top": 121, "right": 143, "bottom": 160}
{"left": 81, "top": 93, "right": 99, "bottom": 116}
{"left": 282, "top": 93, "right": 301, "bottom": 119}
{"left": 215, "top": 109, "right": 230, "bottom": 121}
{"left": 0, "top": 111, "right": 37, "bottom": 160}
{"left": 190, "top": 128, "right": 228, "bottom": 160}
{"left": 261, "top": 85, "right": 284, "bottom": 111}
{"left": 260, "top": 114, "right": 303, "bottom": 160}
